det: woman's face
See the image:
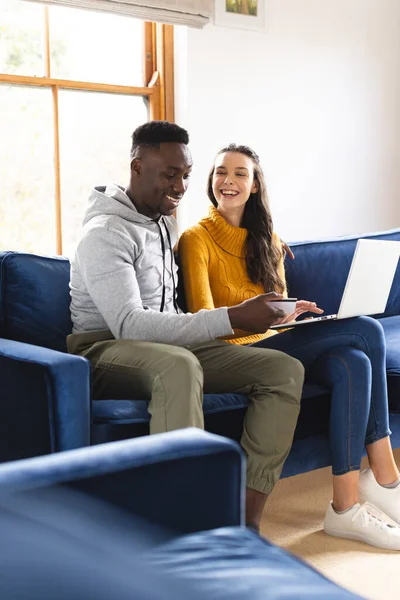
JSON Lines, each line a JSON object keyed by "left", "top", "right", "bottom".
{"left": 212, "top": 152, "right": 258, "bottom": 212}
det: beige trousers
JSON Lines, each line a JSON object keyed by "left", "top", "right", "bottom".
{"left": 67, "top": 330, "right": 304, "bottom": 494}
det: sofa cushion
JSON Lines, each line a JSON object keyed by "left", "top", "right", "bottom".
{"left": 93, "top": 394, "right": 247, "bottom": 424}
{"left": 92, "top": 384, "right": 329, "bottom": 425}
{"left": 0, "top": 252, "right": 72, "bottom": 352}
{"left": 285, "top": 229, "right": 400, "bottom": 318}
{"left": 149, "top": 527, "right": 362, "bottom": 599}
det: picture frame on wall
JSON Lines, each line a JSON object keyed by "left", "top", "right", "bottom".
{"left": 214, "top": 0, "right": 265, "bottom": 32}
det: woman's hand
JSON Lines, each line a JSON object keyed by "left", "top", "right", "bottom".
{"left": 273, "top": 300, "right": 324, "bottom": 325}
{"left": 281, "top": 241, "right": 294, "bottom": 260}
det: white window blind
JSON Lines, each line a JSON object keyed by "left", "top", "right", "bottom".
{"left": 23, "top": 0, "right": 213, "bottom": 28}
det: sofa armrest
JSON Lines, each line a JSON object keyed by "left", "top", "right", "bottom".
{"left": 0, "top": 338, "right": 91, "bottom": 460}
{"left": 0, "top": 428, "right": 245, "bottom": 534}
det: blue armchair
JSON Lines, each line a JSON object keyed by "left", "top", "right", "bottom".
{"left": 0, "top": 428, "right": 363, "bottom": 599}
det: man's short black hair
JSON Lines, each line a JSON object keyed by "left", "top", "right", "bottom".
{"left": 130, "top": 121, "right": 189, "bottom": 158}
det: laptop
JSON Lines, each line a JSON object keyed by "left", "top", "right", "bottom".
{"left": 270, "top": 238, "right": 400, "bottom": 330}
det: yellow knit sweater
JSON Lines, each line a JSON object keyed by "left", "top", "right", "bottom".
{"left": 179, "top": 206, "right": 287, "bottom": 345}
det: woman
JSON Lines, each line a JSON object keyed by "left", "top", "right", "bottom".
{"left": 179, "top": 144, "right": 400, "bottom": 550}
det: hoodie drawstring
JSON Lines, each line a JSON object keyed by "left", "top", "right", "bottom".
{"left": 155, "top": 218, "right": 178, "bottom": 314}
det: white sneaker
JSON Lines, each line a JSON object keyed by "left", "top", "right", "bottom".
{"left": 324, "top": 501, "right": 400, "bottom": 550}
{"left": 359, "top": 467, "right": 400, "bottom": 525}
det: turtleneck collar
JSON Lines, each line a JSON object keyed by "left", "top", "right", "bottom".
{"left": 200, "top": 206, "right": 247, "bottom": 258}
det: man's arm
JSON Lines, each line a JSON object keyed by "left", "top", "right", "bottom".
{"left": 77, "top": 227, "right": 232, "bottom": 347}
{"left": 77, "top": 228, "right": 284, "bottom": 347}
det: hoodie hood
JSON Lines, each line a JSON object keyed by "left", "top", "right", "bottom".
{"left": 71, "top": 180, "right": 180, "bottom": 322}
{"left": 83, "top": 184, "right": 152, "bottom": 226}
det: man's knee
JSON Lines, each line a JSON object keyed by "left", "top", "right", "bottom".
{"left": 148, "top": 347, "right": 204, "bottom": 434}
{"left": 164, "top": 346, "right": 204, "bottom": 385}
{"left": 285, "top": 353, "right": 305, "bottom": 380}
{"left": 268, "top": 350, "right": 304, "bottom": 377}
{"left": 265, "top": 351, "right": 305, "bottom": 396}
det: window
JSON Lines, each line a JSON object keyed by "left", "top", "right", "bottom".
{"left": 0, "top": 0, "right": 174, "bottom": 256}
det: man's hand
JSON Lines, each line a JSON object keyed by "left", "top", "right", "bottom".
{"left": 228, "top": 293, "right": 286, "bottom": 333}
{"left": 273, "top": 300, "right": 324, "bottom": 326}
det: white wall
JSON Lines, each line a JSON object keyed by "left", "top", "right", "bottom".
{"left": 175, "top": 0, "right": 400, "bottom": 242}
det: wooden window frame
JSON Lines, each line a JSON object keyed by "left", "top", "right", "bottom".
{"left": 0, "top": 5, "right": 175, "bottom": 254}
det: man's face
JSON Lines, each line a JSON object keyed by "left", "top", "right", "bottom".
{"left": 131, "top": 142, "right": 193, "bottom": 219}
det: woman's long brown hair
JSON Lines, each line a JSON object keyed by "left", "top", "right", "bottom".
{"left": 207, "top": 144, "right": 285, "bottom": 294}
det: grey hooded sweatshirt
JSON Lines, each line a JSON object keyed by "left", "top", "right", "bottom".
{"left": 69, "top": 184, "right": 233, "bottom": 346}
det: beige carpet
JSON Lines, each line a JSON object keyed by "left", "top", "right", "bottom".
{"left": 261, "top": 448, "right": 400, "bottom": 600}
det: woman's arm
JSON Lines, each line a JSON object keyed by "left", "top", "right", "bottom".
{"left": 178, "top": 229, "right": 216, "bottom": 313}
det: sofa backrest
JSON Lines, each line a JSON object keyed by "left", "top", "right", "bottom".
{"left": 1, "top": 228, "right": 400, "bottom": 353}
{"left": 0, "top": 252, "right": 72, "bottom": 352}
{"left": 284, "top": 229, "right": 400, "bottom": 318}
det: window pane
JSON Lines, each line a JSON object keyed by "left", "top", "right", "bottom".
{"left": 59, "top": 90, "right": 148, "bottom": 256}
{"left": 0, "top": 85, "right": 56, "bottom": 255}
{"left": 0, "top": 0, "right": 45, "bottom": 77}
{"left": 49, "top": 6, "right": 145, "bottom": 86}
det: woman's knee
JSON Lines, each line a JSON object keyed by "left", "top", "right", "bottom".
{"left": 322, "top": 346, "right": 371, "bottom": 382}
{"left": 352, "top": 316, "right": 385, "bottom": 345}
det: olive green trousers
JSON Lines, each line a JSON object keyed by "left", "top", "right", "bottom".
{"left": 67, "top": 330, "right": 304, "bottom": 494}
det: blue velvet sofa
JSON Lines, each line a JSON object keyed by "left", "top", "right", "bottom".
{"left": 1, "top": 227, "right": 400, "bottom": 474}
{"left": 0, "top": 427, "right": 362, "bottom": 599}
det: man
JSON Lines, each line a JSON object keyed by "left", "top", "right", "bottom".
{"left": 68, "top": 121, "right": 304, "bottom": 531}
